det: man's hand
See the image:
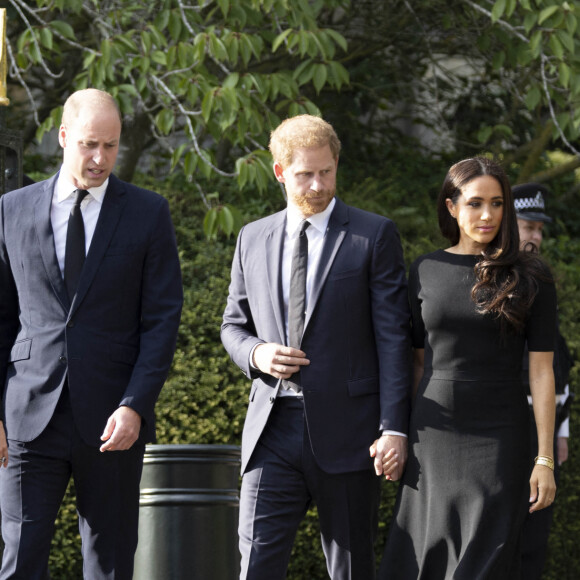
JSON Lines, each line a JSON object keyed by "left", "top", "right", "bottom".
{"left": 0, "top": 420, "right": 8, "bottom": 468}
{"left": 100, "top": 406, "right": 142, "bottom": 452}
{"left": 253, "top": 343, "right": 310, "bottom": 379}
{"left": 557, "top": 436, "right": 568, "bottom": 465}
{"left": 369, "top": 434, "right": 408, "bottom": 481}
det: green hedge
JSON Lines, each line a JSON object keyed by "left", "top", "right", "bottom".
{"left": 3, "top": 159, "right": 578, "bottom": 578}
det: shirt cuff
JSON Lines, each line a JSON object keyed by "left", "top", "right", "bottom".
{"left": 249, "top": 344, "right": 260, "bottom": 371}
{"left": 382, "top": 430, "right": 407, "bottom": 438}
{"left": 558, "top": 418, "right": 570, "bottom": 438}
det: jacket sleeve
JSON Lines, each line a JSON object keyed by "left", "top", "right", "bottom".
{"left": 117, "top": 197, "right": 183, "bottom": 429}
{"left": 0, "top": 196, "right": 20, "bottom": 421}
{"left": 371, "top": 219, "right": 412, "bottom": 435}
{"left": 221, "top": 225, "right": 264, "bottom": 379}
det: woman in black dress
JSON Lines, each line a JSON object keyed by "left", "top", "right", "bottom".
{"left": 379, "top": 158, "right": 557, "bottom": 579}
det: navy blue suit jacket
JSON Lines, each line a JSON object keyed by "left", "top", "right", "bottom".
{"left": 0, "top": 173, "right": 183, "bottom": 446}
{"left": 221, "top": 198, "right": 412, "bottom": 474}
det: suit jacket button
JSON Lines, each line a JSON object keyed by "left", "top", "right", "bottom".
{"left": 67, "top": 321, "right": 75, "bottom": 328}
{"left": 59, "top": 356, "right": 67, "bottom": 364}
{"left": 269, "top": 396, "right": 275, "bottom": 404}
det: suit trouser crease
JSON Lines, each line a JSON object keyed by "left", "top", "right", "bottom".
{"left": 238, "top": 397, "right": 380, "bottom": 580}
{"left": 0, "top": 387, "right": 145, "bottom": 580}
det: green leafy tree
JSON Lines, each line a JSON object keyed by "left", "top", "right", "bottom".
{"left": 5, "top": 0, "right": 580, "bottom": 230}
{"left": 5, "top": 0, "right": 349, "bottom": 236}
{"left": 314, "top": 0, "right": 580, "bottom": 187}
{"left": 455, "top": 0, "right": 580, "bottom": 182}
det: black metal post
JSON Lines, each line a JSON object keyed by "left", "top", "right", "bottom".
{"left": 133, "top": 444, "right": 241, "bottom": 580}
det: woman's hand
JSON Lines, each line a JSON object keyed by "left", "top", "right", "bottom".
{"left": 529, "top": 463, "right": 556, "bottom": 513}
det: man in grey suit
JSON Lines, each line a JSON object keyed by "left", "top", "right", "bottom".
{"left": 221, "top": 115, "right": 411, "bottom": 579}
{"left": 0, "top": 89, "right": 183, "bottom": 578}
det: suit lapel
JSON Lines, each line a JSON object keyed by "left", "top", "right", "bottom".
{"left": 264, "top": 212, "right": 287, "bottom": 345}
{"left": 69, "top": 175, "right": 127, "bottom": 316}
{"left": 34, "top": 175, "right": 70, "bottom": 312}
{"left": 304, "top": 199, "right": 348, "bottom": 330}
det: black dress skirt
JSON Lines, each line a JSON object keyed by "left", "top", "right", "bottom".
{"left": 379, "top": 250, "right": 556, "bottom": 580}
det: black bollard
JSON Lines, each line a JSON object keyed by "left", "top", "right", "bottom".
{"left": 133, "top": 444, "right": 241, "bottom": 580}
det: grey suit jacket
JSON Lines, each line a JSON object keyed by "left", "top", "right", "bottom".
{"left": 221, "top": 198, "right": 411, "bottom": 474}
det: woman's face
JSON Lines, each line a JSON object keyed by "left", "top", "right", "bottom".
{"left": 446, "top": 175, "right": 504, "bottom": 254}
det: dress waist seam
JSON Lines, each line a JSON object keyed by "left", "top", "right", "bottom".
{"left": 424, "top": 369, "right": 520, "bottom": 382}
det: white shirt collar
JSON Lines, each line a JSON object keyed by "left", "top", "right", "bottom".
{"left": 287, "top": 197, "right": 336, "bottom": 238}
{"left": 55, "top": 172, "right": 108, "bottom": 204}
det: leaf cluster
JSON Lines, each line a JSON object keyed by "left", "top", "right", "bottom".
{"left": 8, "top": 0, "right": 350, "bottom": 194}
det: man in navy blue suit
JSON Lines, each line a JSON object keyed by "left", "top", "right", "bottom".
{"left": 221, "top": 115, "right": 411, "bottom": 579}
{"left": 0, "top": 89, "right": 183, "bottom": 578}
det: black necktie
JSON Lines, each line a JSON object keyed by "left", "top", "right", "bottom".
{"left": 64, "top": 189, "right": 89, "bottom": 302}
{"left": 283, "top": 220, "right": 310, "bottom": 393}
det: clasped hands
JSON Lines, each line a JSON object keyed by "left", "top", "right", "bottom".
{"left": 370, "top": 435, "right": 408, "bottom": 481}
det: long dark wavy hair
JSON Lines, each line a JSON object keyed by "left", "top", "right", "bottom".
{"left": 437, "top": 157, "right": 549, "bottom": 334}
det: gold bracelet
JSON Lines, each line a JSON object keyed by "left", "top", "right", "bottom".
{"left": 534, "top": 455, "right": 555, "bottom": 471}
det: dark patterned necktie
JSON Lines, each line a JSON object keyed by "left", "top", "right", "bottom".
{"left": 64, "top": 189, "right": 89, "bottom": 302}
{"left": 282, "top": 220, "right": 310, "bottom": 393}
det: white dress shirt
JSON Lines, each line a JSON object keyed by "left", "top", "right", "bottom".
{"left": 253, "top": 197, "right": 406, "bottom": 438}
{"left": 277, "top": 199, "right": 336, "bottom": 398}
{"left": 51, "top": 174, "right": 108, "bottom": 276}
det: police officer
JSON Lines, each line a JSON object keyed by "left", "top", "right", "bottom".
{"left": 514, "top": 183, "right": 573, "bottom": 580}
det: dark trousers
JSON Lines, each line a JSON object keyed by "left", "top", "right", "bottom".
{"left": 0, "top": 387, "right": 145, "bottom": 580}
{"left": 238, "top": 397, "right": 381, "bottom": 580}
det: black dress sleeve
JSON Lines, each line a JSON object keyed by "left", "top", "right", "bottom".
{"left": 526, "top": 276, "right": 557, "bottom": 352}
{"left": 409, "top": 260, "right": 426, "bottom": 349}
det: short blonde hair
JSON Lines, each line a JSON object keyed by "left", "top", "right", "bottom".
{"left": 62, "top": 88, "right": 121, "bottom": 127}
{"left": 269, "top": 114, "right": 341, "bottom": 168}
